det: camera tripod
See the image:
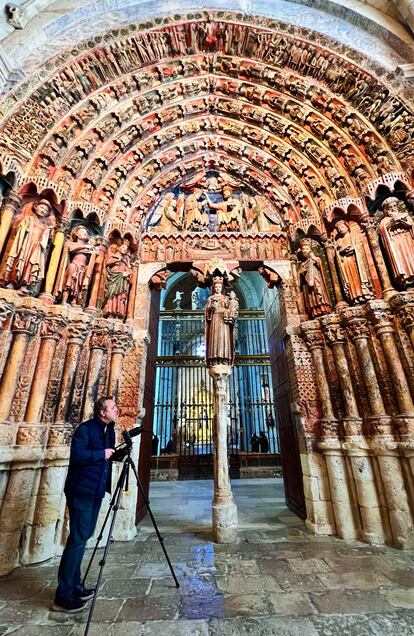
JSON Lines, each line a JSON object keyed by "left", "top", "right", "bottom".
{"left": 82, "top": 442, "right": 180, "bottom": 636}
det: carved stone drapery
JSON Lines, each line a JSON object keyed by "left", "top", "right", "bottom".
{"left": 362, "top": 219, "right": 394, "bottom": 297}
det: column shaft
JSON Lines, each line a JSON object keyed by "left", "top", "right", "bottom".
{"left": 0, "top": 306, "right": 42, "bottom": 421}
{"left": 0, "top": 192, "right": 21, "bottom": 259}
{"left": 54, "top": 318, "right": 89, "bottom": 422}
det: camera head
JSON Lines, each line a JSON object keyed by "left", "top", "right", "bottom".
{"left": 111, "top": 425, "right": 146, "bottom": 462}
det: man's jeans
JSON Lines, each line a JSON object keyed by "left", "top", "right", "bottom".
{"left": 56, "top": 495, "right": 102, "bottom": 601}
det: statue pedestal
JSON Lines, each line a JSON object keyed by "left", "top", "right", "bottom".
{"left": 208, "top": 364, "right": 238, "bottom": 544}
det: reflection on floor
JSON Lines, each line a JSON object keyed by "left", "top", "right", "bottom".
{"left": 0, "top": 478, "right": 413, "bottom": 635}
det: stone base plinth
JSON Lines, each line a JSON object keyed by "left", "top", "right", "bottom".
{"left": 212, "top": 500, "right": 238, "bottom": 544}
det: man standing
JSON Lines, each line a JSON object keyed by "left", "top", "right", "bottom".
{"left": 52, "top": 397, "right": 117, "bottom": 613}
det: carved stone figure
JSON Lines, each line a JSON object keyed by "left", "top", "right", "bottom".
{"left": 206, "top": 187, "right": 243, "bottom": 232}
{"left": 55, "top": 226, "right": 98, "bottom": 306}
{"left": 6, "top": 3, "right": 27, "bottom": 29}
{"left": 0, "top": 199, "right": 55, "bottom": 293}
{"left": 333, "top": 220, "right": 374, "bottom": 304}
{"left": 155, "top": 193, "right": 183, "bottom": 233}
{"left": 297, "top": 239, "right": 332, "bottom": 319}
{"left": 185, "top": 190, "right": 209, "bottom": 231}
{"left": 379, "top": 197, "right": 414, "bottom": 288}
{"left": 173, "top": 291, "right": 183, "bottom": 310}
{"left": 102, "top": 240, "right": 132, "bottom": 319}
{"left": 205, "top": 277, "right": 238, "bottom": 366}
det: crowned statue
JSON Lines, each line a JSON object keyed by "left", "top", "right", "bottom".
{"left": 205, "top": 277, "right": 239, "bottom": 367}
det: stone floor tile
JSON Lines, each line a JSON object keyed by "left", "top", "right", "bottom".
{"left": 100, "top": 577, "right": 152, "bottom": 598}
{"left": 222, "top": 593, "right": 270, "bottom": 618}
{"left": 267, "top": 592, "right": 317, "bottom": 615}
{"left": 216, "top": 574, "right": 282, "bottom": 594}
{"left": 111, "top": 619, "right": 209, "bottom": 635}
{"left": 0, "top": 580, "right": 47, "bottom": 601}
{"left": 309, "top": 589, "right": 395, "bottom": 614}
{"left": 379, "top": 587, "right": 414, "bottom": 609}
{"left": 179, "top": 593, "right": 225, "bottom": 620}
{"left": 316, "top": 570, "right": 394, "bottom": 590}
{"left": 6, "top": 626, "right": 75, "bottom": 635}
{"left": 208, "top": 616, "right": 320, "bottom": 635}
{"left": 118, "top": 596, "right": 178, "bottom": 621}
{"left": 288, "top": 558, "right": 331, "bottom": 574}
{"left": 274, "top": 572, "right": 327, "bottom": 593}
{"left": 310, "top": 611, "right": 414, "bottom": 636}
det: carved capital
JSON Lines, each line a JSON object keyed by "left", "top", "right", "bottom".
{"left": 66, "top": 318, "right": 90, "bottom": 345}
{"left": 301, "top": 321, "right": 325, "bottom": 350}
{"left": 55, "top": 217, "right": 71, "bottom": 234}
{"left": 12, "top": 305, "right": 42, "bottom": 336}
{"left": 40, "top": 314, "right": 68, "bottom": 340}
{"left": 0, "top": 300, "right": 15, "bottom": 329}
{"left": 346, "top": 317, "right": 371, "bottom": 341}
{"left": 258, "top": 265, "right": 281, "bottom": 289}
{"left": 111, "top": 323, "right": 133, "bottom": 355}
{"left": 150, "top": 268, "right": 171, "bottom": 290}
{"left": 366, "top": 301, "right": 393, "bottom": 334}
{"left": 90, "top": 326, "right": 110, "bottom": 350}
{"left": 389, "top": 292, "right": 414, "bottom": 331}
{"left": 2, "top": 190, "right": 22, "bottom": 212}
{"left": 320, "top": 315, "right": 345, "bottom": 345}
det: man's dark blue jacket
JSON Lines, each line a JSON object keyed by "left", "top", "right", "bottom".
{"left": 64, "top": 417, "right": 115, "bottom": 500}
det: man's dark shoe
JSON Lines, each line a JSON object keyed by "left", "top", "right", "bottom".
{"left": 51, "top": 596, "right": 87, "bottom": 613}
{"left": 74, "top": 586, "right": 95, "bottom": 602}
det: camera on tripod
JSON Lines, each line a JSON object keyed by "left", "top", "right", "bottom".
{"left": 111, "top": 425, "right": 145, "bottom": 461}
{"left": 82, "top": 421, "right": 179, "bottom": 636}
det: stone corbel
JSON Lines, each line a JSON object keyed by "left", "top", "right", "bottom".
{"left": 258, "top": 265, "right": 281, "bottom": 289}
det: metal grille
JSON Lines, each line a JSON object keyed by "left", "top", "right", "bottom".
{"left": 152, "top": 311, "right": 279, "bottom": 458}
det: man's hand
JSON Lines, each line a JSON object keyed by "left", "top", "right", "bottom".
{"left": 105, "top": 449, "right": 115, "bottom": 459}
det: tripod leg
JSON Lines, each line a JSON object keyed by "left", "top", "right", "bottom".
{"left": 82, "top": 483, "right": 120, "bottom": 586}
{"left": 83, "top": 461, "right": 128, "bottom": 636}
{"left": 129, "top": 459, "right": 180, "bottom": 588}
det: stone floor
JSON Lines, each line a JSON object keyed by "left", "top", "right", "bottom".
{"left": 0, "top": 478, "right": 414, "bottom": 635}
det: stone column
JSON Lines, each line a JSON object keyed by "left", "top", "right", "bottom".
{"left": 208, "top": 364, "right": 238, "bottom": 543}
{"left": 107, "top": 323, "right": 132, "bottom": 400}
{"left": 0, "top": 191, "right": 21, "bottom": 258}
{"left": 322, "top": 237, "right": 347, "bottom": 307}
{"left": 24, "top": 308, "right": 68, "bottom": 423}
{"left": 302, "top": 321, "right": 360, "bottom": 540}
{"left": 344, "top": 308, "right": 413, "bottom": 548}
{"left": 343, "top": 310, "right": 389, "bottom": 427}
{"left": 126, "top": 257, "right": 139, "bottom": 321}
{"left": 321, "top": 313, "right": 387, "bottom": 545}
{"left": 301, "top": 321, "right": 335, "bottom": 423}
{"left": 321, "top": 315, "right": 361, "bottom": 428}
{"left": 362, "top": 220, "right": 394, "bottom": 298}
{"left": 390, "top": 292, "right": 414, "bottom": 351}
{"left": 54, "top": 314, "right": 90, "bottom": 422}
{"left": 42, "top": 218, "right": 71, "bottom": 302}
{"left": 0, "top": 295, "right": 15, "bottom": 373}
{"left": 81, "top": 321, "right": 110, "bottom": 420}
{"left": 367, "top": 301, "right": 414, "bottom": 420}
{"left": 0, "top": 301, "right": 42, "bottom": 422}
